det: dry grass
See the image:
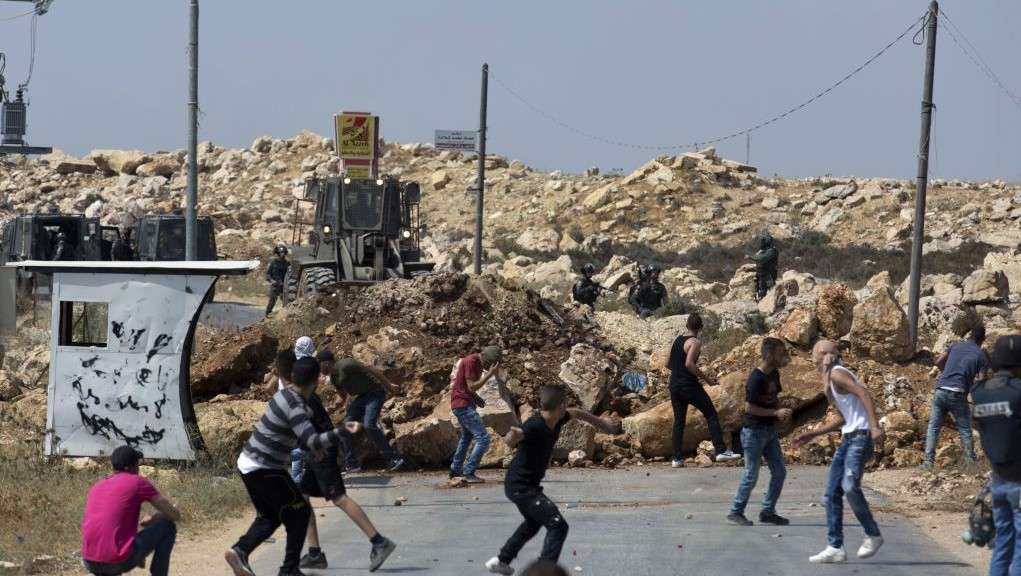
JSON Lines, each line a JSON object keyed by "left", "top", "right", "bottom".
{"left": 0, "top": 440, "right": 247, "bottom": 572}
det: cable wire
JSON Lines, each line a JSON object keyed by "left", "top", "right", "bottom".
{"left": 938, "top": 8, "right": 1021, "bottom": 114}
{"left": 20, "top": 13, "right": 38, "bottom": 89}
{"left": 491, "top": 11, "right": 927, "bottom": 152}
{"left": 0, "top": 8, "right": 35, "bottom": 22}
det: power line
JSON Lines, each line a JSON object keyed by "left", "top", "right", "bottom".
{"left": 937, "top": 8, "right": 1021, "bottom": 114}
{"left": 0, "top": 8, "right": 35, "bottom": 22}
{"left": 20, "top": 12, "right": 37, "bottom": 88}
{"left": 491, "top": 11, "right": 927, "bottom": 152}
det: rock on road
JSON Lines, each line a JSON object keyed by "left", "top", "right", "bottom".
{"left": 246, "top": 465, "right": 979, "bottom": 576}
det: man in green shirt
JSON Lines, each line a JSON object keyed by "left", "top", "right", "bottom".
{"left": 318, "top": 351, "right": 405, "bottom": 472}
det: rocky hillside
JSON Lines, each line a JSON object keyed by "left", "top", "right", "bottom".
{"left": 2, "top": 132, "right": 1021, "bottom": 471}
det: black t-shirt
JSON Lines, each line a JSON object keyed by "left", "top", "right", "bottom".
{"left": 668, "top": 335, "right": 699, "bottom": 388}
{"left": 744, "top": 367, "right": 781, "bottom": 428}
{"left": 505, "top": 412, "right": 572, "bottom": 495}
{"left": 306, "top": 393, "right": 340, "bottom": 460}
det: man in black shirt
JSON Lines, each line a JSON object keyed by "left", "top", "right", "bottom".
{"left": 750, "top": 233, "right": 779, "bottom": 301}
{"left": 571, "top": 263, "right": 602, "bottom": 310}
{"left": 667, "top": 313, "right": 740, "bottom": 467}
{"left": 727, "top": 337, "right": 792, "bottom": 527}
{"left": 628, "top": 265, "right": 667, "bottom": 318}
{"left": 485, "top": 386, "right": 619, "bottom": 575}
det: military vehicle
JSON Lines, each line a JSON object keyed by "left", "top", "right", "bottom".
{"left": 134, "top": 214, "right": 217, "bottom": 262}
{"left": 285, "top": 175, "right": 433, "bottom": 300}
{"left": 0, "top": 213, "right": 116, "bottom": 294}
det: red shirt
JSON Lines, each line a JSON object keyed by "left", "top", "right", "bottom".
{"left": 450, "top": 353, "right": 483, "bottom": 410}
{"left": 81, "top": 472, "right": 160, "bottom": 563}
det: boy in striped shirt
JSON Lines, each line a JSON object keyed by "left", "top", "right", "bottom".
{"left": 225, "top": 357, "right": 358, "bottom": 576}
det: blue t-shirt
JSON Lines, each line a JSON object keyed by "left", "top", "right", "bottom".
{"left": 938, "top": 340, "right": 988, "bottom": 393}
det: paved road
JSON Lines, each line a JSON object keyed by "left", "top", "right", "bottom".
{"left": 247, "top": 465, "right": 978, "bottom": 576}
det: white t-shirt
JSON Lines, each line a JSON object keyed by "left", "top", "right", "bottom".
{"left": 236, "top": 451, "right": 268, "bottom": 474}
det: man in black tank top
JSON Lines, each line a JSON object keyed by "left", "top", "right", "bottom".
{"left": 666, "top": 313, "right": 740, "bottom": 467}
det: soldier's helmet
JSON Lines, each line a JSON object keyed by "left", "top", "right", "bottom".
{"left": 759, "top": 232, "right": 774, "bottom": 249}
{"left": 274, "top": 244, "right": 288, "bottom": 256}
{"left": 582, "top": 263, "right": 595, "bottom": 275}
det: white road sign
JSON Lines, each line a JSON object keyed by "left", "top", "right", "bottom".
{"left": 435, "top": 129, "right": 478, "bottom": 152}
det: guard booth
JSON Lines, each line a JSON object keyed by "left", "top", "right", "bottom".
{"left": 5, "top": 260, "right": 257, "bottom": 460}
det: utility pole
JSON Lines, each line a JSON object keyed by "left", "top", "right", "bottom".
{"left": 473, "top": 63, "right": 488, "bottom": 275}
{"left": 185, "top": 0, "right": 199, "bottom": 261}
{"left": 908, "top": 0, "right": 938, "bottom": 351}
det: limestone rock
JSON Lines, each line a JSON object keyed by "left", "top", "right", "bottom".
{"left": 552, "top": 417, "right": 596, "bottom": 460}
{"left": 850, "top": 287, "right": 913, "bottom": 362}
{"left": 517, "top": 228, "right": 560, "bottom": 254}
{"left": 42, "top": 153, "right": 97, "bottom": 175}
{"left": 778, "top": 307, "right": 819, "bottom": 348}
{"left": 394, "top": 417, "right": 458, "bottom": 466}
{"left": 0, "top": 370, "right": 22, "bottom": 401}
{"left": 816, "top": 283, "right": 857, "bottom": 338}
{"left": 558, "top": 344, "right": 616, "bottom": 412}
{"left": 430, "top": 170, "right": 451, "bottom": 190}
{"left": 962, "top": 270, "right": 1008, "bottom": 304}
{"left": 90, "top": 149, "right": 150, "bottom": 175}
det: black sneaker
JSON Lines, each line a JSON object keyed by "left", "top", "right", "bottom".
{"left": 299, "top": 551, "right": 328, "bottom": 569}
{"left": 388, "top": 457, "right": 406, "bottom": 472}
{"left": 369, "top": 537, "right": 397, "bottom": 572}
{"left": 727, "top": 513, "right": 754, "bottom": 526}
{"left": 277, "top": 569, "right": 307, "bottom": 576}
{"left": 463, "top": 473, "right": 485, "bottom": 484}
{"left": 759, "top": 511, "right": 790, "bottom": 526}
{"left": 225, "top": 546, "right": 256, "bottom": 576}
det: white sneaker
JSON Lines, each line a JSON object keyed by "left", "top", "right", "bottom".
{"left": 485, "top": 556, "right": 514, "bottom": 575}
{"left": 671, "top": 459, "right": 684, "bottom": 468}
{"left": 809, "top": 546, "right": 846, "bottom": 563}
{"left": 715, "top": 450, "right": 742, "bottom": 463}
{"left": 857, "top": 536, "right": 883, "bottom": 559}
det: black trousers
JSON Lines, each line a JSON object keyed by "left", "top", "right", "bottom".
{"left": 671, "top": 384, "right": 727, "bottom": 461}
{"left": 498, "top": 490, "right": 568, "bottom": 564}
{"left": 235, "top": 467, "right": 311, "bottom": 572}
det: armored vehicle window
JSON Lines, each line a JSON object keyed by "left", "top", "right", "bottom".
{"left": 58, "top": 301, "right": 108, "bottom": 347}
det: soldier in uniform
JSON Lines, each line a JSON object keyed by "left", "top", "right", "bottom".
{"left": 971, "top": 335, "right": 1021, "bottom": 576}
{"left": 52, "top": 231, "right": 72, "bottom": 261}
{"left": 750, "top": 233, "right": 779, "bottom": 300}
{"left": 628, "top": 265, "right": 667, "bottom": 319}
{"left": 111, "top": 227, "right": 135, "bottom": 261}
{"left": 571, "top": 263, "right": 602, "bottom": 310}
{"left": 265, "top": 244, "right": 290, "bottom": 316}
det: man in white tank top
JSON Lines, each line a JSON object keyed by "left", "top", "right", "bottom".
{"left": 795, "top": 340, "right": 885, "bottom": 564}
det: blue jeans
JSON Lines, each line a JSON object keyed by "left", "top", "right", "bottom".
{"left": 289, "top": 448, "right": 305, "bottom": 483}
{"left": 990, "top": 476, "right": 1021, "bottom": 576}
{"left": 924, "top": 388, "right": 976, "bottom": 464}
{"left": 825, "top": 432, "right": 881, "bottom": 548}
{"left": 83, "top": 518, "right": 177, "bottom": 576}
{"left": 730, "top": 426, "right": 786, "bottom": 516}
{"left": 450, "top": 406, "right": 491, "bottom": 476}
{"left": 341, "top": 391, "right": 398, "bottom": 468}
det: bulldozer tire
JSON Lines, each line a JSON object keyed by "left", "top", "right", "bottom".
{"left": 287, "top": 266, "right": 337, "bottom": 302}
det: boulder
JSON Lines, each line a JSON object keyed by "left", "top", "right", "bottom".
{"left": 816, "top": 283, "right": 857, "bottom": 338}
{"left": 850, "top": 287, "right": 913, "bottom": 362}
{"left": 195, "top": 399, "right": 266, "bottom": 456}
{"left": 251, "top": 135, "right": 273, "bottom": 153}
{"left": 728, "top": 263, "right": 758, "bottom": 301}
{"left": 136, "top": 155, "right": 181, "bottom": 178}
{"left": 394, "top": 417, "right": 458, "bottom": 466}
{"left": 0, "top": 370, "right": 22, "bottom": 401}
{"left": 880, "top": 410, "right": 917, "bottom": 434}
{"left": 517, "top": 228, "right": 560, "bottom": 254}
{"left": 567, "top": 450, "right": 588, "bottom": 467}
{"left": 558, "top": 344, "right": 616, "bottom": 412}
{"left": 525, "top": 255, "right": 574, "bottom": 286}
{"left": 983, "top": 252, "right": 1021, "bottom": 293}
{"left": 90, "top": 149, "right": 150, "bottom": 175}
{"left": 479, "top": 428, "right": 514, "bottom": 469}
{"left": 42, "top": 153, "right": 97, "bottom": 175}
{"left": 582, "top": 185, "right": 614, "bottom": 210}
{"left": 778, "top": 307, "right": 819, "bottom": 348}
{"left": 891, "top": 448, "right": 924, "bottom": 467}
{"left": 430, "top": 171, "right": 451, "bottom": 190}
{"left": 962, "top": 270, "right": 1009, "bottom": 304}
{"left": 552, "top": 418, "right": 596, "bottom": 460}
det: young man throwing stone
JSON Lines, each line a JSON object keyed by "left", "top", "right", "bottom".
{"left": 485, "top": 385, "right": 620, "bottom": 574}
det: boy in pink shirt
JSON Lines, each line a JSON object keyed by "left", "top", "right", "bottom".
{"left": 81, "top": 446, "right": 181, "bottom": 576}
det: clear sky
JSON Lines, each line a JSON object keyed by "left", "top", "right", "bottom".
{"left": 2, "top": 1, "right": 1019, "bottom": 180}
